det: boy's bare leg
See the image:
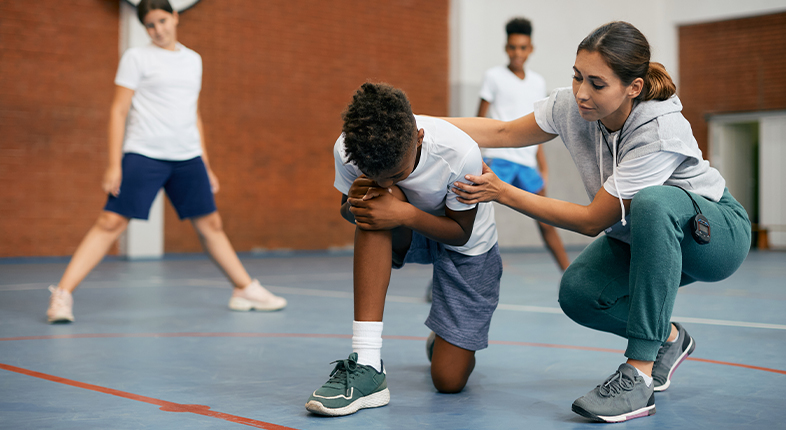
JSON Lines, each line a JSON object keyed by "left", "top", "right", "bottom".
{"left": 57, "top": 211, "right": 130, "bottom": 293}
{"left": 431, "top": 334, "right": 476, "bottom": 393}
{"left": 536, "top": 189, "right": 570, "bottom": 271}
{"left": 191, "top": 211, "right": 253, "bottom": 289}
{"left": 353, "top": 226, "right": 412, "bottom": 321}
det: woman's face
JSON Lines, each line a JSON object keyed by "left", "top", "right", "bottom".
{"left": 143, "top": 9, "right": 179, "bottom": 51}
{"left": 571, "top": 50, "right": 642, "bottom": 131}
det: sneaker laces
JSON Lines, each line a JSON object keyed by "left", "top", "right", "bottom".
{"left": 655, "top": 343, "right": 668, "bottom": 365}
{"left": 326, "top": 355, "right": 366, "bottom": 394}
{"left": 598, "top": 369, "right": 635, "bottom": 397}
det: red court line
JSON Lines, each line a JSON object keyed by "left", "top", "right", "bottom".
{"left": 0, "top": 362, "right": 297, "bottom": 430}
{"left": 2, "top": 332, "right": 785, "bottom": 375}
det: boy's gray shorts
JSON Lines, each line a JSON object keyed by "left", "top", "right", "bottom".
{"left": 394, "top": 232, "right": 502, "bottom": 351}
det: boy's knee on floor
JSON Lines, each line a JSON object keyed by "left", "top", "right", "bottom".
{"left": 430, "top": 367, "right": 469, "bottom": 393}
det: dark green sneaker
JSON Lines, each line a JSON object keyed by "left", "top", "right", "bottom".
{"left": 653, "top": 322, "right": 696, "bottom": 392}
{"left": 305, "top": 353, "right": 389, "bottom": 416}
{"left": 572, "top": 363, "right": 655, "bottom": 423}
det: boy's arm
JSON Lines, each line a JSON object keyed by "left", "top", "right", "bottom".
{"left": 339, "top": 176, "right": 381, "bottom": 224}
{"left": 477, "top": 99, "right": 490, "bottom": 117}
{"left": 348, "top": 190, "right": 477, "bottom": 247}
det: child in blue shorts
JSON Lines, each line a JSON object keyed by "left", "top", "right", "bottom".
{"left": 45, "top": 0, "right": 286, "bottom": 323}
{"left": 305, "top": 83, "right": 502, "bottom": 416}
{"left": 478, "top": 17, "right": 570, "bottom": 271}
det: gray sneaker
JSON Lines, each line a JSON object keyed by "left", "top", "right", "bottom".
{"left": 305, "top": 353, "right": 389, "bottom": 416}
{"left": 652, "top": 322, "right": 695, "bottom": 392}
{"left": 426, "top": 331, "right": 436, "bottom": 362}
{"left": 572, "top": 363, "right": 655, "bottom": 423}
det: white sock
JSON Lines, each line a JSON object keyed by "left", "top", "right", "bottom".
{"left": 667, "top": 326, "right": 679, "bottom": 343}
{"left": 352, "top": 321, "right": 383, "bottom": 372}
{"left": 634, "top": 367, "right": 653, "bottom": 387}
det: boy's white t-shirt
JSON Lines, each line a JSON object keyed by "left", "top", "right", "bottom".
{"left": 114, "top": 43, "right": 203, "bottom": 161}
{"left": 334, "top": 115, "right": 497, "bottom": 256}
{"left": 479, "top": 66, "right": 547, "bottom": 168}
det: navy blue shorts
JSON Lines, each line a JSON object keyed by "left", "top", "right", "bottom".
{"left": 486, "top": 158, "right": 544, "bottom": 194}
{"left": 395, "top": 232, "right": 502, "bottom": 351}
{"left": 104, "top": 153, "right": 216, "bottom": 220}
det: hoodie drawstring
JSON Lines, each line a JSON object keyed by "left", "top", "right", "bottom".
{"left": 599, "top": 131, "right": 627, "bottom": 227}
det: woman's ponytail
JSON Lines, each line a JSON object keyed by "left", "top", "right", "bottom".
{"left": 642, "top": 62, "right": 676, "bottom": 101}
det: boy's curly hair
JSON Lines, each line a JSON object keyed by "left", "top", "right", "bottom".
{"left": 342, "top": 83, "right": 417, "bottom": 178}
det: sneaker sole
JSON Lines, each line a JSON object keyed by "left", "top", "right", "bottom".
{"left": 305, "top": 388, "right": 390, "bottom": 416}
{"left": 572, "top": 403, "right": 656, "bottom": 423}
{"left": 47, "top": 314, "right": 74, "bottom": 323}
{"left": 654, "top": 336, "right": 696, "bottom": 392}
{"left": 227, "top": 297, "right": 286, "bottom": 312}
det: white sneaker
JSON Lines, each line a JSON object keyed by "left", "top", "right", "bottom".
{"left": 228, "top": 279, "right": 287, "bottom": 311}
{"left": 47, "top": 286, "right": 74, "bottom": 323}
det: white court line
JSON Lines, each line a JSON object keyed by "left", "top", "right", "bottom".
{"left": 497, "top": 303, "right": 786, "bottom": 330}
{"left": 4, "top": 282, "right": 785, "bottom": 331}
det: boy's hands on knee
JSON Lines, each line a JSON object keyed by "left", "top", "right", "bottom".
{"left": 348, "top": 182, "right": 412, "bottom": 231}
{"left": 348, "top": 176, "right": 378, "bottom": 201}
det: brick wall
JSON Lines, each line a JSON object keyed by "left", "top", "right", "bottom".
{"left": 0, "top": 0, "right": 450, "bottom": 257}
{"left": 679, "top": 12, "right": 786, "bottom": 155}
{"left": 0, "top": 1, "right": 120, "bottom": 258}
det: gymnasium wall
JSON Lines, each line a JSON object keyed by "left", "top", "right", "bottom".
{"left": 0, "top": 1, "right": 120, "bottom": 258}
{"left": 678, "top": 11, "right": 786, "bottom": 154}
{"left": 0, "top": 0, "right": 450, "bottom": 257}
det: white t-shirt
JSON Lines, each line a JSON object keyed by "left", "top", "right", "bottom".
{"left": 479, "top": 66, "right": 547, "bottom": 168}
{"left": 334, "top": 115, "right": 497, "bottom": 256}
{"left": 115, "top": 43, "right": 203, "bottom": 161}
{"left": 534, "top": 100, "right": 688, "bottom": 199}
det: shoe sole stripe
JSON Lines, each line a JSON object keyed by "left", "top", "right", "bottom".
{"left": 573, "top": 404, "right": 656, "bottom": 423}
{"left": 227, "top": 297, "right": 285, "bottom": 312}
{"left": 654, "top": 336, "right": 695, "bottom": 392}
{"left": 305, "top": 388, "right": 390, "bottom": 416}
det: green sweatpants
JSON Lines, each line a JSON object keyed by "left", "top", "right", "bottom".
{"left": 558, "top": 186, "right": 751, "bottom": 361}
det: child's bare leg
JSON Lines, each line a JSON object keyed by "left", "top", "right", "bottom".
{"left": 191, "top": 211, "right": 252, "bottom": 289}
{"left": 537, "top": 221, "right": 570, "bottom": 271}
{"left": 353, "top": 185, "right": 411, "bottom": 321}
{"left": 58, "top": 211, "right": 129, "bottom": 293}
{"left": 431, "top": 334, "right": 476, "bottom": 393}
{"left": 353, "top": 226, "right": 412, "bottom": 320}
{"left": 536, "top": 189, "right": 570, "bottom": 271}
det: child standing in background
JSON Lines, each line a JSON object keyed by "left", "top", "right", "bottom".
{"left": 46, "top": 0, "right": 286, "bottom": 323}
{"left": 478, "top": 17, "right": 570, "bottom": 271}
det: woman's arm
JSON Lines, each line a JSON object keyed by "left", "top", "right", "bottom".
{"left": 103, "top": 85, "right": 134, "bottom": 197}
{"left": 442, "top": 112, "right": 557, "bottom": 149}
{"left": 196, "top": 103, "right": 219, "bottom": 193}
{"left": 453, "top": 163, "right": 630, "bottom": 236}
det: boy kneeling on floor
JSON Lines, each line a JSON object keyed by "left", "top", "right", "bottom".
{"left": 305, "top": 82, "right": 502, "bottom": 416}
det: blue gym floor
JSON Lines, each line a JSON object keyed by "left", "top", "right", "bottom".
{"left": 1, "top": 249, "right": 785, "bottom": 429}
